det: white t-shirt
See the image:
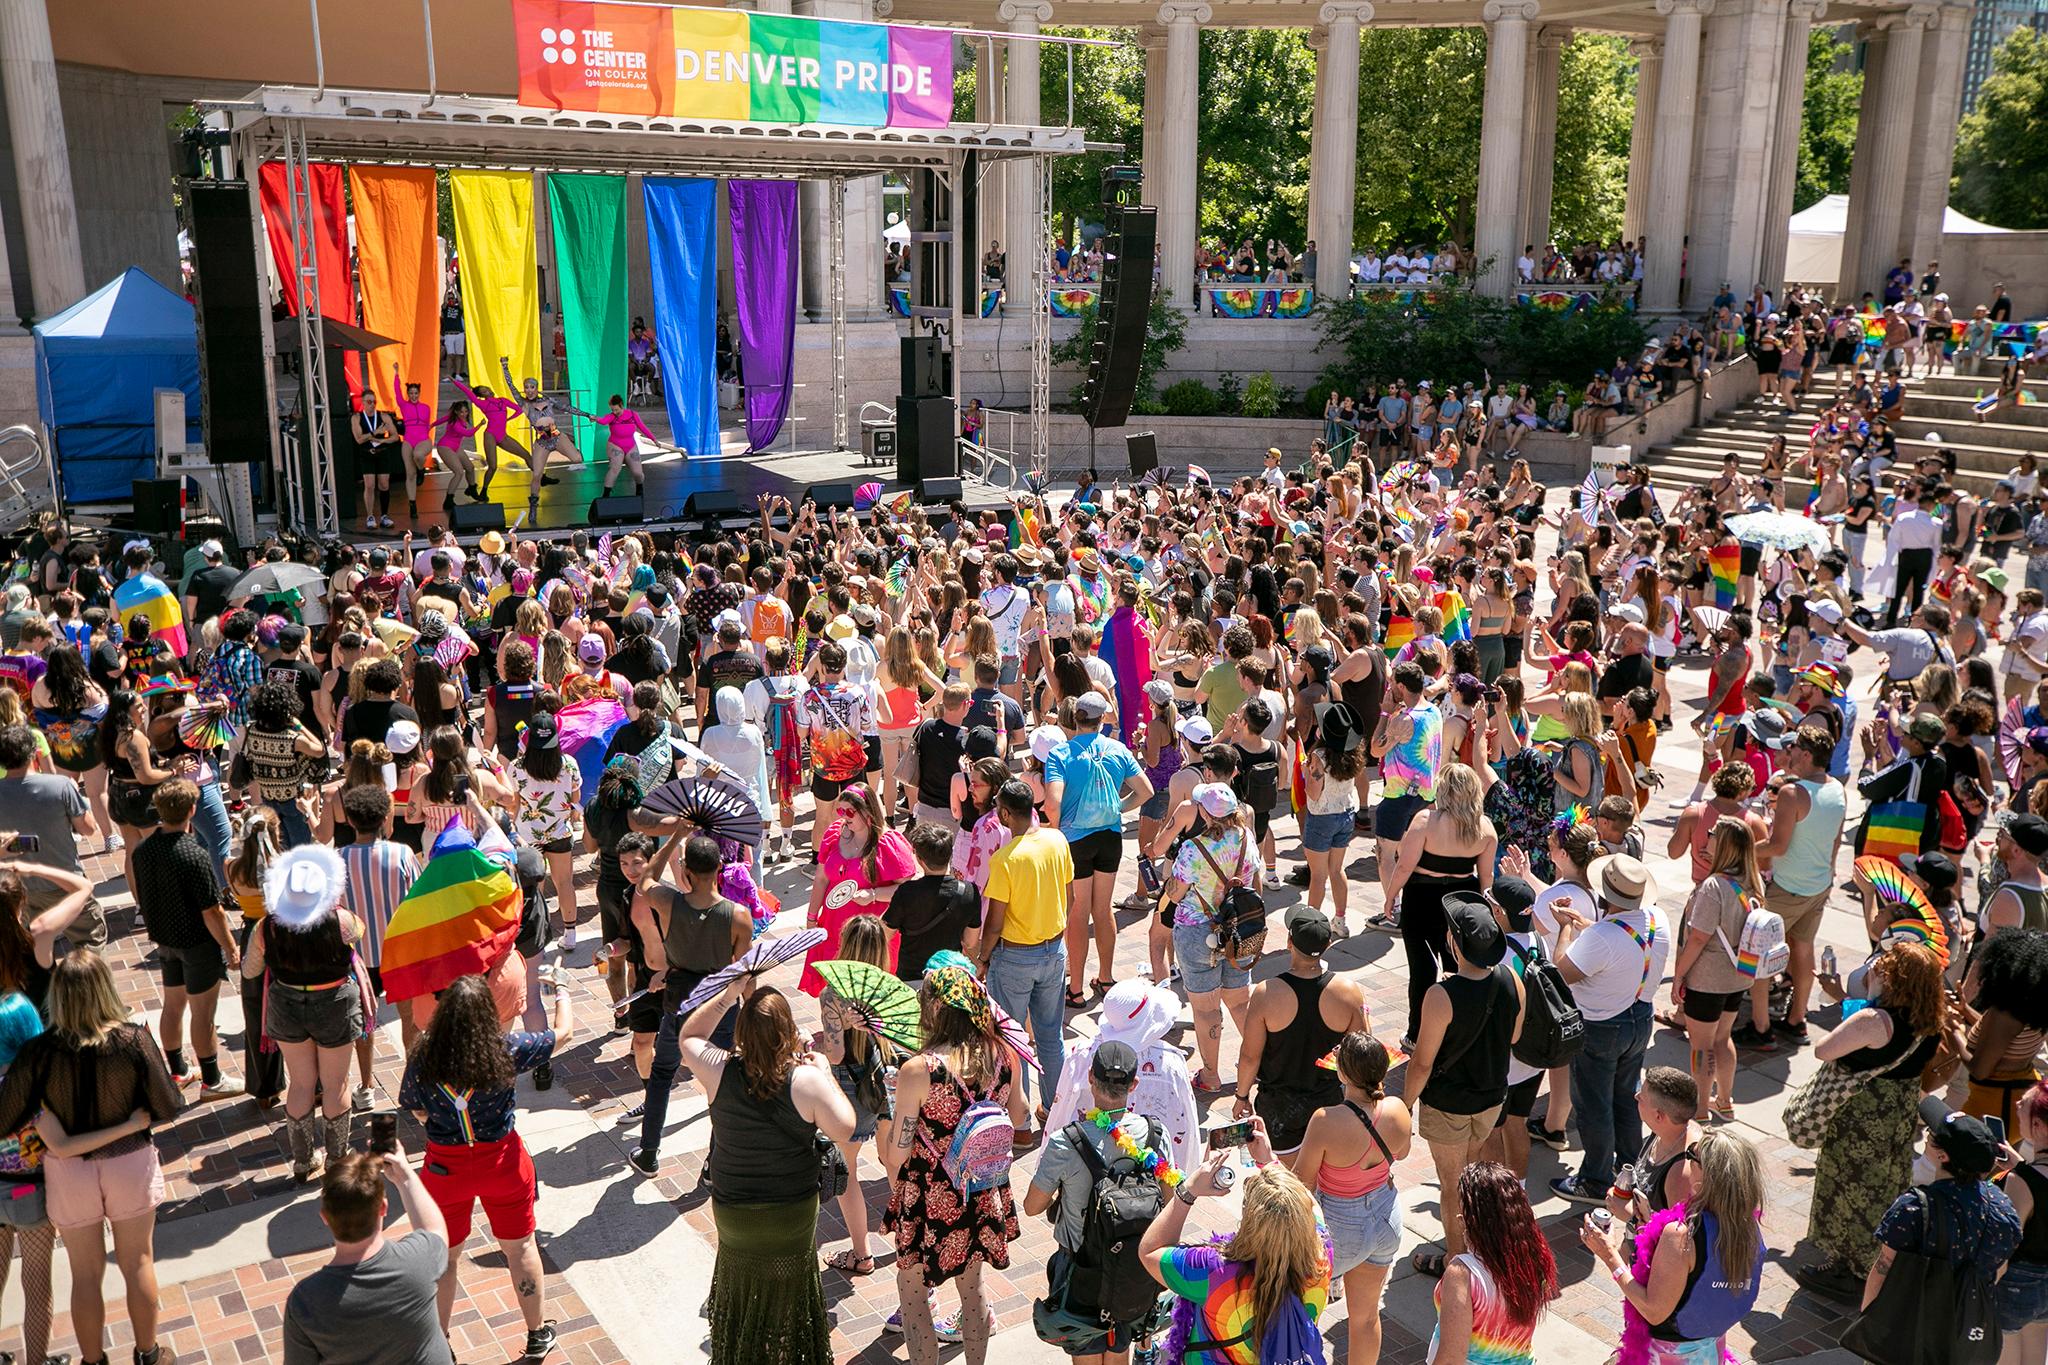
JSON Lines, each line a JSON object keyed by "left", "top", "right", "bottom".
{"left": 981, "top": 583, "right": 1029, "bottom": 658}
{"left": 1563, "top": 904, "right": 1671, "bottom": 1022}
{"left": 2006, "top": 610, "right": 2048, "bottom": 682}
{"left": 1531, "top": 882, "right": 1597, "bottom": 948}
{"left": 1083, "top": 655, "right": 1116, "bottom": 694}
{"left": 1516, "top": 255, "right": 1535, "bottom": 281}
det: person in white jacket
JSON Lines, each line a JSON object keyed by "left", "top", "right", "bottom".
{"left": 1043, "top": 978, "right": 1200, "bottom": 1173}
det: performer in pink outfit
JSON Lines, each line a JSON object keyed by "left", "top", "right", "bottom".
{"left": 567, "top": 394, "right": 658, "bottom": 495}
{"left": 394, "top": 362, "right": 436, "bottom": 519}
{"left": 431, "top": 400, "right": 482, "bottom": 501}
{"left": 451, "top": 377, "right": 528, "bottom": 500}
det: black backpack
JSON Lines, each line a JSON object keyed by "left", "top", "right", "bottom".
{"left": 1508, "top": 937, "right": 1585, "bottom": 1070}
{"left": 1062, "top": 1117, "right": 1170, "bottom": 1330}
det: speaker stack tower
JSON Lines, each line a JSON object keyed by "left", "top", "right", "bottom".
{"left": 183, "top": 181, "right": 271, "bottom": 469}
{"left": 1082, "top": 167, "right": 1157, "bottom": 433}
{"left": 896, "top": 337, "right": 955, "bottom": 487}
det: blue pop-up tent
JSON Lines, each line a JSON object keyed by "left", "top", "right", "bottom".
{"left": 34, "top": 268, "right": 201, "bottom": 504}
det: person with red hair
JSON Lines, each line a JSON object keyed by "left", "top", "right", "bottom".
{"left": 1429, "top": 1162, "right": 1558, "bottom": 1364}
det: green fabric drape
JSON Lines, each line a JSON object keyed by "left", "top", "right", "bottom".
{"left": 545, "top": 174, "right": 629, "bottom": 463}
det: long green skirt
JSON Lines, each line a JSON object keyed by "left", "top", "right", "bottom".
{"left": 708, "top": 1196, "right": 830, "bottom": 1365}
{"left": 1809, "top": 1076, "right": 1920, "bottom": 1275}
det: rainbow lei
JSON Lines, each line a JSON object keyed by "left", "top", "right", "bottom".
{"left": 1086, "top": 1108, "right": 1184, "bottom": 1188}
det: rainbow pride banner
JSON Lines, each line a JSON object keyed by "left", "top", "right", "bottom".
{"left": 514, "top": 0, "right": 953, "bottom": 127}
{"left": 1709, "top": 543, "right": 1741, "bottom": 608}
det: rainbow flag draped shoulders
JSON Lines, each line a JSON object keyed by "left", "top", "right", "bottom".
{"left": 1435, "top": 589, "right": 1471, "bottom": 643}
{"left": 113, "top": 572, "right": 188, "bottom": 659}
{"left": 1709, "top": 543, "right": 1741, "bottom": 609}
{"left": 1383, "top": 615, "right": 1416, "bottom": 659}
{"left": 377, "top": 832, "right": 522, "bottom": 1003}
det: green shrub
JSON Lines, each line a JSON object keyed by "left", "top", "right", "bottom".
{"left": 1160, "top": 379, "right": 1221, "bottom": 416}
{"left": 1214, "top": 371, "right": 1244, "bottom": 410}
{"left": 1241, "top": 372, "right": 1282, "bottom": 418}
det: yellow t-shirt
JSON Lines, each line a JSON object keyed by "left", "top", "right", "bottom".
{"left": 986, "top": 828, "right": 1074, "bottom": 947}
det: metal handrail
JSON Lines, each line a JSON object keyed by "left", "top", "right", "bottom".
{"left": 959, "top": 436, "right": 1017, "bottom": 492}
{"left": 858, "top": 401, "right": 895, "bottom": 427}
{"left": 0, "top": 426, "right": 54, "bottom": 528}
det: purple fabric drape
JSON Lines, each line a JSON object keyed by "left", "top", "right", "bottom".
{"left": 727, "top": 180, "right": 799, "bottom": 451}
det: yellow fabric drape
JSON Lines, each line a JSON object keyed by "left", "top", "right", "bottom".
{"left": 450, "top": 169, "right": 540, "bottom": 449}
{"left": 348, "top": 166, "right": 440, "bottom": 416}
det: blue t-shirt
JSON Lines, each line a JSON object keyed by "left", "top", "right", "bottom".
{"left": 1046, "top": 730, "right": 1142, "bottom": 841}
{"left": 398, "top": 1030, "right": 555, "bottom": 1147}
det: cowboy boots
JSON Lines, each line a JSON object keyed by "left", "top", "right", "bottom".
{"left": 322, "top": 1112, "right": 353, "bottom": 1168}
{"left": 286, "top": 1113, "right": 321, "bottom": 1182}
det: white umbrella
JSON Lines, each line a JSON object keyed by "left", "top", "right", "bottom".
{"left": 1726, "top": 511, "right": 1831, "bottom": 555}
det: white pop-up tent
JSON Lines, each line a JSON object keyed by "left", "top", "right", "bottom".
{"left": 1786, "top": 194, "right": 2010, "bottom": 285}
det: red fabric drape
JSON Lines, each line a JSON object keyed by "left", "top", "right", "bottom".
{"left": 258, "top": 160, "right": 363, "bottom": 404}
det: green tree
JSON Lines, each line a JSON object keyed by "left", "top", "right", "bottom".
{"left": 1797, "top": 25, "right": 1861, "bottom": 211}
{"left": 1317, "top": 290, "right": 1643, "bottom": 393}
{"left": 1953, "top": 26, "right": 2048, "bottom": 229}
{"left": 1353, "top": 29, "right": 1487, "bottom": 244}
{"left": 1040, "top": 29, "right": 1147, "bottom": 236}
{"left": 1548, "top": 36, "right": 1635, "bottom": 244}
{"left": 1195, "top": 28, "right": 1316, "bottom": 246}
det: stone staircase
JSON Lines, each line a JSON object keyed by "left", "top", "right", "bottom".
{"left": 1647, "top": 371, "right": 2048, "bottom": 500}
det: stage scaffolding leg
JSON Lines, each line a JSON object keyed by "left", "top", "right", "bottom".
{"left": 284, "top": 121, "right": 337, "bottom": 539}
{"left": 1028, "top": 153, "right": 1050, "bottom": 480}
{"left": 829, "top": 175, "right": 848, "bottom": 452}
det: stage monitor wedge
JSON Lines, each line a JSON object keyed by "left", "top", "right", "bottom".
{"left": 448, "top": 502, "right": 509, "bottom": 533}
{"left": 1082, "top": 204, "right": 1158, "bottom": 431}
{"left": 589, "top": 494, "right": 644, "bottom": 526}
{"left": 184, "top": 180, "right": 271, "bottom": 464}
{"left": 810, "top": 483, "right": 857, "bottom": 511}
{"left": 918, "top": 476, "right": 965, "bottom": 505}
{"left": 685, "top": 489, "right": 743, "bottom": 519}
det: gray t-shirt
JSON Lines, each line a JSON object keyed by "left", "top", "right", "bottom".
{"left": 282, "top": 1231, "right": 454, "bottom": 1365}
{"left": 0, "top": 775, "right": 86, "bottom": 875}
{"left": 1031, "top": 1112, "right": 1158, "bottom": 1253}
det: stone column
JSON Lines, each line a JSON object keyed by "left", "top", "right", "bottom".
{"left": 1848, "top": 5, "right": 1931, "bottom": 301}
{"left": 1522, "top": 26, "right": 1568, "bottom": 251}
{"left": 1642, "top": 0, "right": 1711, "bottom": 311}
{"left": 1898, "top": 1, "right": 1971, "bottom": 271}
{"left": 1307, "top": 26, "right": 1328, "bottom": 249}
{"left": 1309, "top": 2, "right": 1371, "bottom": 299}
{"left": 1685, "top": 0, "right": 1788, "bottom": 301}
{"left": 1475, "top": 0, "right": 1538, "bottom": 297}
{"left": 1140, "top": 26, "right": 1167, "bottom": 203}
{"left": 1623, "top": 39, "right": 1662, "bottom": 244}
{"left": 1758, "top": 0, "right": 1826, "bottom": 289}
{"left": 975, "top": 37, "right": 1006, "bottom": 274}
{"left": 1155, "top": 1, "right": 1210, "bottom": 310}
{"left": 1002, "top": 0, "right": 1053, "bottom": 303}
{"left": 0, "top": 0, "right": 84, "bottom": 320}
{"left": 1836, "top": 23, "right": 1888, "bottom": 298}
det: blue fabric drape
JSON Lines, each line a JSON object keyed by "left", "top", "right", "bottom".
{"left": 641, "top": 177, "right": 721, "bottom": 458}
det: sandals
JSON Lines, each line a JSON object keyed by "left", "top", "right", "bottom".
{"left": 1654, "top": 1007, "right": 1686, "bottom": 1030}
{"left": 1191, "top": 1071, "right": 1226, "bottom": 1095}
{"left": 825, "top": 1249, "right": 876, "bottom": 1276}
{"left": 1064, "top": 988, "right": 1087, "bottom": 1008}
{"left": 1090, "top": 978, "right": 1115, "bottom": 996}
{"left": 1412, "top": 1247, "right": 1448, "bottom": 1279}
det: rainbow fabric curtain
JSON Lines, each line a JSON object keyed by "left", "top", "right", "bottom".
{"left": 348, "top": 166, "right": 439, "bottom": 414}
{"left": 449, "top": 170, "right": 541, "bottom": 450}
{"left": 642, "top": 177, "right": 721, "bottom": 457}
{"left": 546, "top": 174, "right": 629, "bottom": 463}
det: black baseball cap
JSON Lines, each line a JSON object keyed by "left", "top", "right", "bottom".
{"left": 2006, "top": 813, "right": 2048, "bottom": 858}
{"left": 1919, "top": 1097, "right": 2001, "bottom": 1179}
{"left": 1901, "top": 850, "right": 1961, "bottom": 891}
{"left": 1091, "top": 1040, "right": 1139, "bottom": 1086}
{"left": 1491, "top": 876, "right": 1536, "bottom": 933}
{"left": 1443, "top": 891, "right": 1506, "bottom": 968}
{"left": 1285, "top": 905, "right": 1332, "bottom": 954}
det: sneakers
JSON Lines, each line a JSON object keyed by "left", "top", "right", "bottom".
{"left": 1773, "top": 1017, "right": 1811, "bottom": 1045}
{"left": 377, "top": 515, "right": 394, "bottom": 529}
{"left": 1261, "top": 867, "right": 1283, "bottom": 890}
{"left": 522, "top": 1322, "right": 558, "bottom": 1360}
{"left": 1525, "top": 1115, "right": 1568, "bottom": 1151}
{"left": 934, "top": 1306, "right": 995, "bottom": 1344}
{"left": 1286, "top": 865, "right": 1311, "bottom": 887}
{"left": 104, "top": 832, "right": 123, "bottom": 854}
{"left": 350, "top": 1085, "right": 375, "bottom": 1112}
{"left": 199, "top": 1076, "right": 247, "bottom": 1102}
{"left": 560, "top": 923, "right": 579, "bottom": 951}
{"left": 1549, "top": 1175, "right": 1606, "bottom": 1205}
{"left": 628, "top": 1147, "right": 659, "bottom": 1176}
{"left": 1731, "top": 1022, "right": 1778, "bottom": 1053}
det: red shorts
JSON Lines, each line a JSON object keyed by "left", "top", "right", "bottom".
{"left": 422, "top": 1133, "right": 537, "bottom": 1247}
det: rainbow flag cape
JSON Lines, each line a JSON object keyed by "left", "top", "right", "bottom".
{"left": 1861, "top": 803, "right": 1926, "bottom": 867}
{"left": 1435, "top": 589, "right": 1471, "bottom": 644}
{"left": 557, "top": 695, "right": 629, "bottom": 804}
{"left": 1011, "top": 504, "right": 1043, "bottom": 549}
{"left": 1383, "top": 615, "right": 1415, "bottom": 658}
{"left": 113, "top": 572, "right": 188, "bottom": 659}
{"left": 1709, "top": 544, "right": 1741, "bottom": 609}
{"left": 377, "top": 821, "right": 522, "bottom": 1002}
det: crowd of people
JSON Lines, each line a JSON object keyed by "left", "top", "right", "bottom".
{"left": 0, "top": 270, "right": 2045, "bottom": 1365}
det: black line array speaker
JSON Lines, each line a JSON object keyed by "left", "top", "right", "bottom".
{"left": 918, "top": 476, "right": 965, "bottom": 505}
{"left": 448, "top": 501, "right": 509, "bottom": 533}
{"left": 184, "top": 181, "right": 271, "bottom": 464}
{"left": 895, "top": 397, "right": 955, "bottom": 486}
{"left": 589, "top": 494, "right": 644, "bottom": 525}
{"left": 1126, "top": 431, "right": 1159, "bottom": 478}
{"left": 810, "top": 483, "right": 857, "bottom": 511}
{"left": 1082, "top": 204, "right": 1158, "bottom": 431}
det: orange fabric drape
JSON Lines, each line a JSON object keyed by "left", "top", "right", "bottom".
{"left": 348, "top": 166, "right": 440, "bottom": 415}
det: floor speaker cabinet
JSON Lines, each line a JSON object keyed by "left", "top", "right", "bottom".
{"left": 132, "top": 479, "right": 183, "bottom": 535}
{"left": 810, "top": 482, "right": 857, "bottom": 511}
{"left": 901, "top": 336, "right": 946, "bottom": 399}
{"left": 918, "top": 476, "right": 965, "bottom": 505}
{"left": 684, "top": 490, "right": 743, "bottom": 518}
{"left": 1126, "top": 431, "right": 1159, "bottom": 478}
{"left": 589, "top": 494, "right": 644, "bottom": 525}
{"left": 895, "top": 396, "right": 955, "bottom": 486}
{"left": 447, "top": 502, "right": 509, "bottom": 533}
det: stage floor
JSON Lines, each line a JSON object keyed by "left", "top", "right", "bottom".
{"left": 336, "top": 425, "right": 1009, "bottom": 544}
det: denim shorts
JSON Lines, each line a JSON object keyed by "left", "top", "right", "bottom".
{"left": 1998, "top": 1257, "right": 2048, "bottom": 1331}
{"left": 831, "top": 1060, "right": 892, "bottom": 1143}
{"left": 1319, "top": 1180, "right": 1402, "bottom": 1276}
{"left": 1302, "top": 810, "right": 1358, "bottom": 853}
{"left": 1172, "top": 918, "right": 1247, "bottom": 994}
{"left": 265, "top": 978, "right": 365, "bottom": 1049}
{"left": 1140, "top": 784, "right": 1171, "bottom": 821}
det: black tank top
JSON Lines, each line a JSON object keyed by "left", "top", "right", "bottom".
{"left": 2013, "top": 1162, "right": 2048, "bottom": 1265}
{"left": 1836, "top": 1003, "right": 1940, "bottom": 1078}
{"left": 707, "top": 1065, "right": 817, "bottom": 1206}
{"left": 1418, "top": 964, "right": 1517, "bottom": 1115}
{"left": 1257, "top": 971, "right": 1346, "bottom": 1094}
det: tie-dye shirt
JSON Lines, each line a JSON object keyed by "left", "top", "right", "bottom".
{"left": 1427, "top": 1253, "right": 1535, "bottom": 1365}
{"left": 1158, "top": 1233, "right": 1331, "bottom": 1365}
{"left": 1382, "top": 700, "right": 1443, "bottom": 800}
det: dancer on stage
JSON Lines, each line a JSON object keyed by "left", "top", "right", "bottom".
{"left": 431, "top": 398, "right": 483, "bottom": 504}
{"left": 567, "top": 394, "right": 656, "bottom": 497}
{"left": 394, "top": 364, "right": 436, "bottom": 521}
{"left": 350, "top": 390, "right": 400, "bottom": 530}
{"left": 451, "top": 376, "right": 530, "bottom": 501}
{"left": 500, "top": 357, "right": 569, "bottom": 487}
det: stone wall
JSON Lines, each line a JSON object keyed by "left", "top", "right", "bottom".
{"left": 1933, "top": 231, "right": 2048, "bottom": 319}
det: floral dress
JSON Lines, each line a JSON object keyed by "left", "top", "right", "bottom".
{"left": 883, "top": 1056, "right": 1020, "bottom": 1285}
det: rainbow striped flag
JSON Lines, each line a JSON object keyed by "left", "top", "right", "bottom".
{"left": 1709, "top": 544, "right": 1741, "bottom": 609}
{"left": 377, "top": 821, "right": 522, "bottom": 1003}
{"left": 1383, "top": 615, "right": 1415, "bottom": 658}
{"left": 1436, "top": 589, "right": 1472, "bottom": 644}
{"left": 113, "top": 572, "right": 188, "bottom": 660}
{"left": 1011, "top": 504, "right": 1042, "bottom": 549}
{"left": 1862, "top": 802, "right": 1926, "bottom": 866}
